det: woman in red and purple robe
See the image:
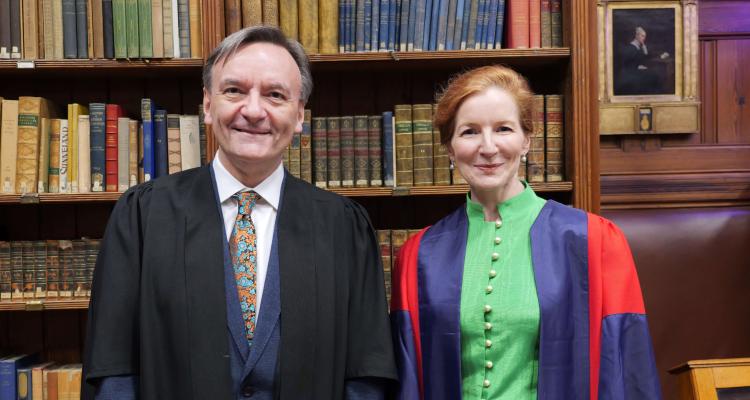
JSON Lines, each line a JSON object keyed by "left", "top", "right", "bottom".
{"left": 390, "top": 65, "right": 661, "bottom": 400}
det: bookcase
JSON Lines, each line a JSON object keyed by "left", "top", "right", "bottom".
{"left": 0, "top": 0, "right": 598, "bottom": 376}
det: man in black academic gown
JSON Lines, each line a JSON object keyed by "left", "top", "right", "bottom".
{"left": 82, "top": 26, "right": 397, "bottom": 399}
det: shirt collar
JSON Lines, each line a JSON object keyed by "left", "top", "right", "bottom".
{"left": 466, "top": 180, "right": 538, "bottom": 221}
{"left": 212, "top": 154, "right": 284, "bottom": 210}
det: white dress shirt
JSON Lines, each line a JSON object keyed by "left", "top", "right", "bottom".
{"left": 212, "top": 155, "right": 284, "bottom": 315}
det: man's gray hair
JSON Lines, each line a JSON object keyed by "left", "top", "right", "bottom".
{"left": 202, "top": 26, "right": 313, "bottom": 103}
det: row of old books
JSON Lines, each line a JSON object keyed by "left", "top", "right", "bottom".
{"left": 0, "top": 97, "right": 208, "bottom": 195}
{"left": 0, "top": 355, "right": 81, "bottom": 400}
{"left": 0, "top": 239, "right": 100, "bottom": 301}
{"left": 337, "top": 0, "right": 563, "bottom": 52}
{"left": 0, "top": 0, "right": 202, "bottom": 60}
{"left": 376, "top": 228, "right": 420, "bottom": 303}
{"left": 223, "top": 0, "right": 562, "bottom": 55}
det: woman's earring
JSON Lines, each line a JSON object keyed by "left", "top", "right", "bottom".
{"left": 521, "top": 154, "right": 527, "bottom": 163}
{"left": 449, "top": 159, "right": 455, "bottom": 171}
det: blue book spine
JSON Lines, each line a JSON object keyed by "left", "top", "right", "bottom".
{"left": 89, "top": 103, "right": 107, "bottom": 192}
{"left": 381, "top": 111, "right": 394, "bottom": 186}
{"left": 356, "top": 0, "right": 365, "bottom": 51}
{"left": 453, "top": 0, "right": 465, "bottom": 49}
{"left": 436, "top": 0, "right": 449, "bottom": 50}
{"left": 339, "top": 0, "right": 346, "bottom": 53}
{"left": 348, "top": 0, "right": 355, "bottom": 52}
{"left": 445, "top": 0, "right": 457, "bottom": 49}
{"left": 398, "top": 0, "right": 409, "bottom": 51}
{"left": 378, "top": 0, "right": 388, "bottom": 50}
{"left": 141, "top": 99, "right": 155, "bottom": 182}
{"left": 413, "top": 0, "right": 425, "bottom": 51}
{"left": 465, "top": 0, "right": 477, "bottom": 48}
{"left": 154, "top": 110, "right": 168, "bottom": 178}
{"left": 428, "top": 0, "right": 440, "bottom": 50}
{"left": 473, "top": 0, "right": 485, "bottom": 49}
{"left": 421, "top": 0, "right": 432, "bottom": 50}
{"left": 62, "top": 0, "right": 77, "bottom": 58}
{"left": 0, "top": 355, "right": 36, "bottom": 400}
{"left": 406, "top": 0, "right": 417, "bottom": 51}
{"left": 388, "top": 0, "right": 397, "bottom": 50}
{"left": 75, "top": 0, "right": 89, "bottom": 57}
{"left": 371, "top": 0, "right": 380, "bottom": 50}
{"left": 484, "top": 0, "right": 498, "bottom": 49}
{"left": 494, "top": 0, "right": 505, "bottom": 48}
{"left": 459, "top": 0, "right": 471, "bottom": 48}
{"left": 364, "top": 0, "right": 372, "bottom": 51}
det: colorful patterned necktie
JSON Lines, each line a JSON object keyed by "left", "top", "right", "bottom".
{"left": 230, "top": 191, "right": 260, "bottom": 344}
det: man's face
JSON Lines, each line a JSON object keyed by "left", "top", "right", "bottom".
{"left": 203, "top": 42, "right": 304, "bottom": 173}
{"left": 636, "top": 29, "right": 646, "bottom": 45}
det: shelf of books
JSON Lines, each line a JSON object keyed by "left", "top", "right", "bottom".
{"left": 0, "top": 59, "right": 204, "bottom": 70}
{"left": 0, "top": 299, "right": 90, "bottom": 311}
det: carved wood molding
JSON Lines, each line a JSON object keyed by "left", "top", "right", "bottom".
{"left": 601, "top": 172, "right": 750, "bottom": 209}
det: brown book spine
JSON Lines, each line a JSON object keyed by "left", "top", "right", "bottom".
{"left": 312, "top": 116, "right": 327, "bottom": 188}
{"left": 540, "top": 0, "right": 551, "bottom": 48}
{"left": 451, "top": 167, "right": 466, "bottom": 185}
{"left": 166, "top": 114, "right": 182, "bottom": 174}
{"left": 300, "top": 109, "right": 312, "bottom": 183}
{"left": 85, "top": 239, "right": 98, "bottom": 296}
{"left": 58, "top": 240, "right": 73, "bottom": 297}
{"left": 22, "top": 241, "right": 35, "bottom": 298}
{"left": 22, "top": 0, "right": 39, "bottom": 58}
{"left": 289, "top": 129, "right": 301, "bottom": 178}
{"left": 46, "top": 368, "right": 59, "bottom": 400}
{"left": 225, "top": 0, "right": 242, "bottom": 34}
{"left": 394, "top": 104, "right": 413, "bottom": 187}
{"left": 339, "top": 116, "right": 354, "bottom": 187}
{"left": 16, "top": 96, "right": 45, "bottom": 194}
{"left": 42, "top": 0, "right": 54, "bottom": 58}
{"left": 529, "top": 0, "right": 541, "bottom": 48}
{"left": 390, "top": 229, "right": 407, "bottom": 267}
{"left": 128, "top": 119, "right": 138, "bottom": 187}
{"left": 45, "top": 240, "right": 59, "bottom": 297}
{"left": 150, "top": 0, "right": 163, "bottom": 57}
{"left": 326, "top": 116, "right": 341, "bottom": 188}
{"left": 52, "top": 0, "right": 63, "bottom": 58}
{"left": 261, "top": 0, "right": 277, "bottom": 25}
{"left": 92, "top": 0, "right": 104, "bottom": 57}
{"left": 368, "top": 115, "right": 382, "bottom": 186}
{"left": 10, "top": 241, "right": 23, "bottom": 298}
{"left": 33, "top": 240, "right": 46, "bottom": 298}
{"left": 48, "top": 119, "right": 61, "bottom": 192}
{"left": 432, "top": 103, "right": 450, "bottom": 185}
{"left": 507, "top": 0, "right": 529, "bottom": 49}
{"left": 72, "top": 239, "right": 87, "bottom": 297}
{"left": 1, "top": 99, "right": 19, "bottom": 193}
{"left": 105, "top": 104, "right": 121, "bottom": 192}
{"left": 527, "top": 94, "right": 545, "bottom": 182}
{"left": 411, "top": 104, "right": 434, "bottom": 186}
{"left": 188, "top": 0, "right": 201, "bottom": 57}
{"left": 318, "top": 0, "right": 336, "bottom": 53}
{"left": 278, "top": 0, "right": 296, "bottom": 39}
{"left": 518, "top": 158, "right": 527, "bottom": 181}
{"left": 545, "top": 94, "right": 563, "bottom": 181}
{"left": 353, "top": 115, "right": 369, "bottom": 187}
{"left": 0, "top": 241, "right": 11, "bottom": 300}
{"left": 377, "top": 229, "right": 391, "bottom": 304}
{"left": 242, "top": 0, "right": 262, "bottom": 27}
{"left": 298, "top": 0, "right": 318, "bottom": 53}
{"left": 550, "top": 0, "right": 561, "bottom": 47}
{"left": 37, "top": 117, "right": 51, "bottom": 192}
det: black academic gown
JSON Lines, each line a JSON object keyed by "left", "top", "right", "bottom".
{"left": 82, "top": 165, "right": 397, "bottom": 399}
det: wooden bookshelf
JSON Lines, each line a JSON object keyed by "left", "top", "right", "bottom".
{"left": 0, "top": 299, "right": 90, "bottom": 311}
{"left": 0, "top": 58, "right": 203, "bottom": 71}
{"left": 0, "top": 182, "right": 572, "bottom": 203}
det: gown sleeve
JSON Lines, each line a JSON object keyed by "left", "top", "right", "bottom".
{"left": 588, "top": 214, "right": 662, "bottom": 399}
{"left": 390, "top": 229, "right": 427, "bottom": 400}
{"left": 82, "top": 183, "right": 153, "bottom": 399}
{"left": 343, "top": 200, "right": 399, "bottom": 383}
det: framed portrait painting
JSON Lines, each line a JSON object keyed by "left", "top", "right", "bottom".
{"left": 598, "top": 0, "right": 700, "bottom": 135}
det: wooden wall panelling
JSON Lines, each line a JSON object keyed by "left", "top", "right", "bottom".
{"left": 714, "top": 39, "right": 750, "bottom": 144}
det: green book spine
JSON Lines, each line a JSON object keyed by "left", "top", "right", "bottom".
{"left": 125, "top": 0, "right": 139, "bottom": 58}
{"left": 138, "top": 0, "right": 152, "bottom": 57}
{"left": 112, "top": 0, "right": 126, "bottom": 57}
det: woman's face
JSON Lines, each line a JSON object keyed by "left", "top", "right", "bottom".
{"left": 448, "top": 86, "right": 529, "bottom": 194}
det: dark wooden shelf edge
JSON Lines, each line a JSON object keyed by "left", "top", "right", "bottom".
{"left": 309, "top": 48, "right": 571, "bottom": 63}
{"left": 0, "top": 58, "right": 204, "bottom": 70}
{"left": 0, "top": 182, "right": 572, "bottom": 203}
{"left": 0, "top": 299, "right": 90, "bottom": 311}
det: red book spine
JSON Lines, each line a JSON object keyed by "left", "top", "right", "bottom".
{"left": 105, "top": 104, "right": 122, "bottom": 192}
{"left": 529, "top": 0, "right": 541, "bottom": 48}
{"left": 507, "top": 0, "right": 530, "bottom": 49}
